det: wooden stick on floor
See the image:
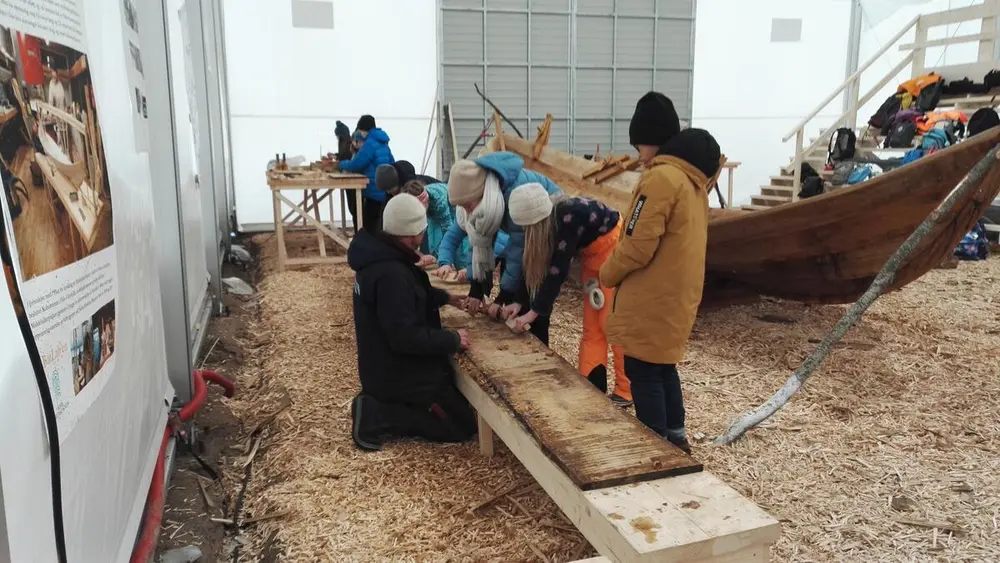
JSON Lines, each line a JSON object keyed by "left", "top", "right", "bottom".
{"left": 715, "top": 147, "right": 1000, "bottom": 444}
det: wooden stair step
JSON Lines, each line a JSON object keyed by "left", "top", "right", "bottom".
{"left": 751, "top": 194, "right": 791, "bottom": 206}
{"left": 741, "top": 204, "right": 772, "bottom": 211}
{"left": 778, "top": 168, "right": 833, "bottom": 178}
{"left": 761, "top": 185, "right": 793, "bottom": 197}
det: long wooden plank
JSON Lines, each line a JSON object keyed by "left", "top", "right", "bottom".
{"left": 443, "top": 308, "right": 700, "bottom": 490}
{"left": 266, "top": 170, "right": 368, "bottom": 190}
{"left": 284, "top": 256, "right": 347, "bottom": 266}
{"left": 453, "top": 353, "right": 780, "bottom": 562}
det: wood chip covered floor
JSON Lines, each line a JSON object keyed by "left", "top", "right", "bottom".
{"left": 225, "top": 232, "right": 1000, "bottom": 561}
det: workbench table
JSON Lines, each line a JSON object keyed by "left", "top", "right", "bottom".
{"left": 266, "top": 168, "right": 368, "bottom": 271}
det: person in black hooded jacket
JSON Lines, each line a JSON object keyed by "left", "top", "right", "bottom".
{"left": 347, "top": 193, "right": 476, "bottom": 451}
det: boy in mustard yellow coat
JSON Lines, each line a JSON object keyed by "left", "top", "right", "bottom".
{"left": 599, "top": 92, "right": 721, "bottom": 454}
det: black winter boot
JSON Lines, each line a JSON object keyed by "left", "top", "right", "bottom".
{"left": 351, "top": 394, "right": 383, "bottom": 451}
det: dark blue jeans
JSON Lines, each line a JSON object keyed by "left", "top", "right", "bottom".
{"left": 624, "top": 356, "right": 685, "bottom": 437}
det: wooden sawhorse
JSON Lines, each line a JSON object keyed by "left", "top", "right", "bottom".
{"left": 266, "top": 169, "right": 368, "bottom": 271}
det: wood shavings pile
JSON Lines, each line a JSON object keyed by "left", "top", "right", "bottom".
{"left": 678, "top": 258, "right": 1000, "bottom": 562}
{"left": 232, "top": 230, "right": 1000, "bottom": 561}
{"left": 225, "top": 235, "right": 590, "bottom": 561}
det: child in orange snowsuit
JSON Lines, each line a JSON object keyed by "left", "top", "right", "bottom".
{"left": 504, "top": 183, "right": 632, "bottom": 406}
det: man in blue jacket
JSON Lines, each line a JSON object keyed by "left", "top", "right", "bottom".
{"left": 335, "top": 115, "right": 394, "bottom": 232}
{"left": 435, "top": 152, "right": 562, "bottom": 343}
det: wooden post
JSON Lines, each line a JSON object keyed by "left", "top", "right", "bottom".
{"left": 272, "top": 191, "right": 287, "bottom": 271}
{"left": 354, "top": 189, "right": 364, "bottom": 233}
{"left": 847, "top": 76, "right": 860, "bottom": 130}
{"left": 339, "top": 189, "right": 346, "bottom": 230}
{"left": 478, "top": 414, "right": 494, "bottom": 457}
{"left": 910, "top": 16, "right": 927, "bottom": 77}
{"left": 328, "top": 189, "right": 335, "bottom": 234}
{"left": 791, "top": 129, "right": 804, "bottom": 202}
{"left": 727, "top": 166, "right": 735, "bottom": 207}
{"left": 312, "top": 190, "right": 326, "bottom": 257}
{"left": 978, "top": 2, "right": 997, "bottom": 65}
{"left": 447, "top": 103, "right": 459, "bottom": 164}
{"left": 494, "top": 110, "right": 505, "bottom": 151}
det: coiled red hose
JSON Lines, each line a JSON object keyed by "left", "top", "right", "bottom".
{"left": 130, "top": 369, "right": 235, "bottom": 563}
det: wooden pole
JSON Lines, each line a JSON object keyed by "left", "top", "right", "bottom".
{"left": 715, "top": 146, "right": 1000, "bottom": 444}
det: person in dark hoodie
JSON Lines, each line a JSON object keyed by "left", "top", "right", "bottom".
{"left": 599, "top": 92, "right": 721, "bottom": 455}
{"left": 347, "top": 193, "right": 475, "bottom": 451}
{"left": 332, "top": 120, "right": 362, "bottom": 227}
{"left": 335, "top": 115, "right": 395, "bottom": 231}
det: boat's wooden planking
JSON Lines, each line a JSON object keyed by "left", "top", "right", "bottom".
{"left": 487, "top": 127, "right": 1000, "bottom": 304}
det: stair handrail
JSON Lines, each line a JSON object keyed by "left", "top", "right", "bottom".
{"left": 776, "top": 15, "right": 921, "bottom": 202}
{"left": 782, "top": 16, "right": 920, "bottom": 144}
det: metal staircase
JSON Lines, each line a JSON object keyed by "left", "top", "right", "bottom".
{"left": 745, "top": 1, "right": 1000, "bottom": 211}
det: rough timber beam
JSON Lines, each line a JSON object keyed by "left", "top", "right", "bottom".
{"left": 451, "top": 348, "right": 780, "bottom": 562}
{"left": 433, "top": 280, "right": 780, "bottom": 561}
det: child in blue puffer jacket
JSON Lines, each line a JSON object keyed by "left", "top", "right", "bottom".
{"left": 435, "top": 152, "right": 562, "bottom": 344}
{"left": 336, "top": 115, "right": 394, "bottom": 231}
{"left": 396, "top": 179, "right": 509, "bottom": 279}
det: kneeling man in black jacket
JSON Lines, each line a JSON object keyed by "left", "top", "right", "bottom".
{"left": 348, "top": 193, "right": 475, "bottom": 451}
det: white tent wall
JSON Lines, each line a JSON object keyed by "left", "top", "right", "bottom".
{"left": 0, "top": 0, "right": 176, "bottom": 560}
{"left": 693, "top": 0, "right": 853, "bottom": 207}
{"left": 222, "top": 0, "right": 440, "bottom": 230}
{"left": 167, "top": 0, "right": 214, "bottom": 340}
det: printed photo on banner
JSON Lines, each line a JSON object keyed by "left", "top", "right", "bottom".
{"left": 0, "top": 26, "right": 113, "bottom": 281}
{"left": 70, "top": 299, "right": 115, "bottom": 395}
{"left": 0, "top": 13, "right": 120, "bottom": 441}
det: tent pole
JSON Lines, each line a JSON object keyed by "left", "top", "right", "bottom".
{"left": 844, "top": 0, "right": 864, "bottom": 120}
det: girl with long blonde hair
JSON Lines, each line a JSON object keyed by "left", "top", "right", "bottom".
{"left": 507, "top": 183, "right": 631, "bottom": 406}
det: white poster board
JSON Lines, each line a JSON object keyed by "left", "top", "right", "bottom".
{"left": 0, "top": 0, "right": 172, "bottom": 560}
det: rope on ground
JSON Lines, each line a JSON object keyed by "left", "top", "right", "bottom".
{"left": 714, "top": 145, "right": 1000, "bottom": 445}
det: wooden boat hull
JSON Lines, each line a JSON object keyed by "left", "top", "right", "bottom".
{"left": 490, "top": 129, "right": 1000, "bottom": 305}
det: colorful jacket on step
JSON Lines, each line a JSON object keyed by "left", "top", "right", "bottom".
{"left": 338, "top": 128, "right": 394, "bottom": 201}
{"left": 438, "top": 152, "right": 562, "bottom": 301}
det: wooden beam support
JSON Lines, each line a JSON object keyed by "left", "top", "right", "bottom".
{"left": 584, "top": 154, "right": 630, "bottom": 180}
{"left": 533, "top": 113, "right": 553, "bottom": 160}
{"left": 478, "top": 414, "right": 495, "bottom": 457}
{"left": 494, "top": 110, "right": 506, "bottom": 151}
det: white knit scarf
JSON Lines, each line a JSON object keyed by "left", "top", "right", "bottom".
{"left": 456, "top": 173, "right": 504, "bottom": 282}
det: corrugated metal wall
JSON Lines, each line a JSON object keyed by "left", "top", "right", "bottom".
{"left": 439, "top": 0, "right": 695, "bottom": 163}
